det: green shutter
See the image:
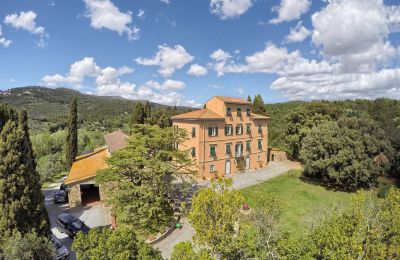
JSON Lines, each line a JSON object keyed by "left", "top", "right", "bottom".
{"left": 215, "top": 127, "right": 218, "bottom": 136}
{"left": 226, "top": 144, "right": 231, "bottom": 154}
{"left": 208, "top": 127, "right": 212, "bottom": 136}
{"left": 210, "top": 146, "right": 216, "bottom": 156}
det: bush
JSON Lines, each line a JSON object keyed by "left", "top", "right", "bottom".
{"left": 1, "top": 232, "right": 55, "bottom": 260}
{"left": 378, "top": 184, "right": 394, "bottom": 198}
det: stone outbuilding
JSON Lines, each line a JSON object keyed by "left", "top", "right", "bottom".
{"left": 66, "top": 130, "right": 129, "bottom": 209}
{"left": 268, "top": 148, "right": 288, "bottom": 162}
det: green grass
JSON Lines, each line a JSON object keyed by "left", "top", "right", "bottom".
{"left": 241, "top": 170, "right": 354, "bottom": 237}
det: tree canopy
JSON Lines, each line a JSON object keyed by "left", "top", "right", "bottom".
{"left": 0, "top": 104, "right": 50, "bottom": 245}
{"left": 300, "top": 116, "right": 393, "bottom": 190}
{"left": 189, "top": 178, "right": 245, "bottom": 258}
{"left": 96, "top": 124, "right": 195, "bottom": 235}
{"left": 1, "top": 231, "right": 55, "bottom": 260}
{"left": 72, "top": 227, "right": 162, "bottom": 260}
{"left": 252, "top": 94, "right": 266, "bottom": 115}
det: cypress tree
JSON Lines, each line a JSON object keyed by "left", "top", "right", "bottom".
{"left": 0, "top": 107, "right": 50, "bottom": 246}
{"left": 66, "top": 98, "right": 78, "bottom": 170}
{"left": 247, "top": 95, "right": 252, "bottom": 102}
{"left": 253, "top": 94, "right": 266, "bottom": 115}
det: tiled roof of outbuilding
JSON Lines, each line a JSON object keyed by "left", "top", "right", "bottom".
{"left": 65, "top": 147, "right": 109, "bottom": 185}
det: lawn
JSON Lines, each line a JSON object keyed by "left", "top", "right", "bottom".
{"left": 241, "top": 170, "right": 354, "bottom": 238}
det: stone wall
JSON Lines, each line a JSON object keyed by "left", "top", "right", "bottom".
{"left": 68, "top": 184, "right": 82, "bottom": 208}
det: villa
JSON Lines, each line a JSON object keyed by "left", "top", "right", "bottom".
{"left": 171, "top": 96, "right": 270, "bottom": 179}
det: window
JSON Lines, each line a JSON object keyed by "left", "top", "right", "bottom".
{"left": 235, "top": 143, "right": 243, "bottom": 157}
{"left": 226, "top": 107, "right": 232, "bottom": 116}
{"left": 192, "top": 127, "right": 196, "bottom": 137}
{"left": 237, "top": 107, "right": 242, "bottom": 116}
{"left": 210, "top": 164, "right": 216, "bottom": 172}
{"left": 208, "top": 126, "right": 218, "bottom": 137}
{"left": 236, "top": 124, "right": 243, "bottom": 135}
{"left": 257, "top": 155, "right": 261, "bottom": 162}
{"left": 191, "top": 147, "right": 196, "bottom": 157}
{"left": 246, "top": 141, "right": 251, "bottom": 152}
{"left": 258, "top": 139, "right": 262, "bottom": 150}
{"left": 258, "top": 125, "right": 262, "bottom": 135}
{"left": 225, "top": 125, "right": 233, "bottom": 136}
{"left": 210, "top": 145, "right": 216, "bottom": 157}
{"left": 226, "top": 143, "right": 232, "bottom": 154}
{"left": 246, "top": 108, "right": 251, "bottom": 116}
{"left": 246, "top": 124, "right": 251, "bottom": 134}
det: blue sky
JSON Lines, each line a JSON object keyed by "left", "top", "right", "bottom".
{"left": 0, "top": 0, "right": 399, "bottom": 106}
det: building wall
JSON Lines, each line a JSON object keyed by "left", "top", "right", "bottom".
{"left": 173, "top": 100, "right": 269, "bottom": 180}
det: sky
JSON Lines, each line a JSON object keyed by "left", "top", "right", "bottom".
{"left": 0, "top": 0, "right": 399, "bottom": 107}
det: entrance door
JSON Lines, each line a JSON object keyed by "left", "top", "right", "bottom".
{"left": 245, "top": 157, "right": 250, "bottom": 170}
{"left": 225, "top": 160, "right": 231, "bottom": 175}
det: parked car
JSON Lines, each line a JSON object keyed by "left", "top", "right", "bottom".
{"left": 51, "top": 234, "right": 70, "bottom": 260}
{"left": 56, "top": 213, "right": 90, "bottom": 238}
{"left": 54, "top": 190, "right": 67, "bottom": 204}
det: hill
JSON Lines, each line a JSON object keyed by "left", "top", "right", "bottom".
{"left": 0, "top": 86, "right": 188, "bottom": 133}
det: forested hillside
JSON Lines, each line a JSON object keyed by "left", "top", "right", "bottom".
{"left": 0, "top": 86, "right": 189, "bottom": 133}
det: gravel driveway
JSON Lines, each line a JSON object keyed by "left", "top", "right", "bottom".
{"left": 154, "top": 161, "right": 293, "bottom": 259}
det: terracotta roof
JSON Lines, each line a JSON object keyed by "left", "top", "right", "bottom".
{"left": 251, "top": 113, "right": 270, "bottom": 119}
{"left": 215, "top": 96, "right": 252, "bottom": 104}
{"left": 65, "top": 147, "right": 109, "bottom": 185}
{"left": 104, "top": 130, "right": 129, "bottom": 153}
{"left": 171, "top": 108, "right": 225, "bottom": 120}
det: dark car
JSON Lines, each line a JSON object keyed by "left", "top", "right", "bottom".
{"left": 54, "top": 190, "right": 67, "bottom": 204}
{"left": 56, "top": 213, "right": 90, "bottom": 238}
{"left": 51, "top": 234, "right": 70, "bottom": 260}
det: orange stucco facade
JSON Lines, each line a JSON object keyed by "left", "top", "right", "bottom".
{"left": 172, "top": 96, "right": 269, "bottom": 179}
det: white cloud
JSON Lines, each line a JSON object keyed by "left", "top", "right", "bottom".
{"left": 270, "top": 0, "right": 311, "bottom": 24}
{"left": 83, "top": 0, "right": 139, "bottom": 40}
{"left": 311, "top": 0, "right": 399, "bottom": 73}
{"left": 285, "top": 21, "right": 311, "bottom": 42}
{"left": 41, "top": 57, "right": 199, "bottom": 107}
{"left": 144, "top": 79, "right": 186, "bottom": 91}
{"left": 0, "top": 26, "right": 12, "bottom": 47}
{"left": 161, "top": 0, "right": 170, "bottom": 4}
{"left": 210, "top": 43, "right": 332, "bottom": 76}
{"left": 187, "top": 64, "right": 208, "bottom": 76}
{"left": 210, "top": 0, "right": 253, "bottom": 19}
{"left": 135, "top": 44, "right": 194, "bottom": 77}
{"left": 4, "top": 11, "right": 48, "bottom": 47}
{"left": 210, "top": 49, "right": 231, "bottom": 61}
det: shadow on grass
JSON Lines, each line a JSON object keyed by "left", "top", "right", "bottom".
{"left": 298, "top": 174, "right": 366, "bottom": 193}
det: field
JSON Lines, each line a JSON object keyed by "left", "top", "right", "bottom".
{"left": 241, "top": 171, "right": 354, "bottom": 237}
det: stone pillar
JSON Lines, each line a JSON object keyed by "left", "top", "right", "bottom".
{"left": 68, "top": 184, "right": 82, "bottom": 208}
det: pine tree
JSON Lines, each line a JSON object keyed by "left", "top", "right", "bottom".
{"left": 253, "top": 94, "right": 266, "bottom": 115}
{"left": 66, "top": 98, "right": 78, "bottom": 170}
{"left": 0, "top": 107, "right": 50, "bottom": 246}
{"left": 247, "top": 95, "right": 252, "bottom": 102}
{"left": 131, "top": 102, "right": 145, "bottom": 125}
{"left": 144, "top": 101, "right": 152, "bottom": 124}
